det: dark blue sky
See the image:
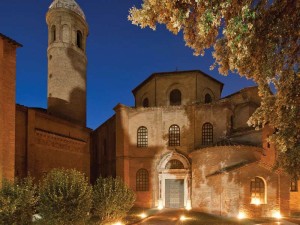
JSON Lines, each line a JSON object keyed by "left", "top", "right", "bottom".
{"left": 0, "top": 0, "right": 255, "bottom": 129}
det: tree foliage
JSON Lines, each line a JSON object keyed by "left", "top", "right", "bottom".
{"left": 38, "top": 169, "right": 92, "bottom": 225}
{"left": 129, "top": 0, "right": 300, "bottom": 176}
{"left": 0, "top": 178, "right": 38, "bottom": 225}
{"left": 92, "top": 176, "right": 135, "bottom": 224}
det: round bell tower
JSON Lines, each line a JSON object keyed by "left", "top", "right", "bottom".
{"left": 46, "top": 0, "right": 88, "bottom": 126}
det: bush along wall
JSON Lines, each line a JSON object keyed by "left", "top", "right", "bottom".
{"left": 0, "top": 169, "right": 136, "bottom": 225}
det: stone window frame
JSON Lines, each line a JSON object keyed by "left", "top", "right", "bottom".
{"left": 137, "top": 126, "right": 148, "bottom": 148}
{"left": 291, "top": 178, "right": 298, "bottom": 192}
{"left": 250, "top": 177, "right": 267, "bottom": 204}
{"left": 136, "top": 168, "right": 149, "bottom": 191}
{"left": 202, "top": 122, "right": 213, "bottom": 145}
{"left": 169, "top": 124, "right": 180, "bottom": 147}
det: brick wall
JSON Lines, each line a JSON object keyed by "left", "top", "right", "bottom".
{"left": 290, "top": 180, "right": 300, "bottom": 213}
{"left": 91, "top": 115, "right": 116, "bottom": 183}
{"left": 0, "top": 35, "right": 20, "bottom": 184}
{"left": 15, "top": 107, "right": 92, "bottom": 181}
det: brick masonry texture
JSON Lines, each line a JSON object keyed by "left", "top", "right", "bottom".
{"left": 0, "top": 36, "right": 20, "bottom": 184}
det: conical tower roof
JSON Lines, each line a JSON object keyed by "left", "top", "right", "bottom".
{"left": 49, "top": 0, "right": 85, "bottom": 20}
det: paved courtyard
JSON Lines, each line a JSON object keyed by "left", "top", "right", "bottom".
{"left": 130, "top": 209, "right": 299, "bottom": 225}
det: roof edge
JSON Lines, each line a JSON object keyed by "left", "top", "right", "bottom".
{"left": 221, "top": 86, "right": 258, "bottom": 99}
{"left": 0, "top": 33, "right": 22, "bottom": 47}
{"left": 132, "top": 70, "right": 224, "bottom": 95}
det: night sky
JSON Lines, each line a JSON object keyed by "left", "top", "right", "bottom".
{"left": 0, "top": 0, "right": 255, "bottom": 129}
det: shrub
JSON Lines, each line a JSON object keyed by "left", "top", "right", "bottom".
{"left": 92, "top": 176, "right": 135, "bottom": 224}
{"left": 0, "top": 177, "right": 38, "bottom": 225}
{"left": 38, "top": 168, "right": 92, "bottom": 225}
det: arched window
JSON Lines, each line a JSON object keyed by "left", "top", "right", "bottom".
{"left": 51, "top": 25, "right": 56, "bottom": 42}
{"left": 202, "top": 123, "right": 213, "bottom": 145}
{"left": 137, "top": 126, "right": 148, "bottom": 148}
{"left": 170, "top": 89, "right": 182, "bottom": 106}
{"left": 136, "top": 169, "right": 149, "bottom": 191}
{"left": 205, "top": 93, "right": 212, "bottom": 103}
{"left": 165, "top": 159, "right": 184, "bottom": 169}
{"left": 142, "top": 98, "right": 149, "bottom": 107}
{"left": 250, "top": 177, "right": 266, "bottom": 204}
{"left": 169, "top": 125, "right": 180, "bottom": 146}
{"left": 77, "top": 30, "right": 83, "bottom": 49}
{"left": 291, "top": 178, "right": 298, "bottom": 192}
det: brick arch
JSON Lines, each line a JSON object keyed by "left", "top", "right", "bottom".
{"left": 158, "top": 151, "right": 190, "bottom": 171}
{"left": 157, "top": 151, "right": 192, "bottom": 209}
{"left": 202, "top": 88, "right": 215, "bottom": 103}
{"left": 140, "top": 92, "right": 150, "bottom": 107}
{"left": 166, "top": 83, "right": 184, "bottom": 106}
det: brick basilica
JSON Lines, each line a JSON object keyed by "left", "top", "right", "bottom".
{"left": 0, "top": 0, "right": 299, "bottom": 218}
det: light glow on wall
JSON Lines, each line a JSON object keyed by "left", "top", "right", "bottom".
{"left": 185, "top": 200, "right": 192, "bottom": 211}
{"left": 158, "top": 200, "right": 164, "bottom": 210}
{"left": 251, "top": 197, "right": 261, "bottom": 205}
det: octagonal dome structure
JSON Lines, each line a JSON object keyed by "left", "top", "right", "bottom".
{"left": 49, "top": 0, "right": 86, "bottom": 20}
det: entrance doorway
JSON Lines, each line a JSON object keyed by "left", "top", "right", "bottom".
{"left": 165, "top": 179, "right": 184, "bottom": 208}
{"left": 157, "top": 151, "right": 191, "bottom": 210}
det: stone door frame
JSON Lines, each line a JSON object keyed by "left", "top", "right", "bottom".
{"left": 157, "top": 151, "right": 191, "bottom": 209}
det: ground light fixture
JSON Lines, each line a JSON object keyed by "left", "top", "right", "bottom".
{"left": 237, "top": 212, "right": 246, "bottom": 219}
{"left": 158, "top": 200, "right": 164, "bottom": 210}
{"left": 139, "top": 213, "right": 147, "bottom": 219}
{"left": 185, "top": 201, "right": 192, "bottom": 211}
{"left": 272, "top": 211, "right": 282, "bottom": 219}
{"left": 113, "top": 222, "right": 123, "bottom": 225}
{"left": 180, "top": 215, "right": 187, "bottom": 221}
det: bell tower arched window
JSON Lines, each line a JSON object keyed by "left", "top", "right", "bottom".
{"left": 169, "top": 125, "right": 180, "bottom": 146}
{"left": 77, "top": 30, "right": 83, "bottom": 49}
{"left": 170, "top": 89, "right": 181, "bottom": 106}
{"left": 250, "top": 177, "right": 266, "bottom": 204}
{"left": 51, "top": 25, "right": 56, "bottom": 43}
{"left": 136, "top": 169, "right": 149, "bottom": 191}
{"left": 202, "top": 123, "right": 213, "bottom": 145}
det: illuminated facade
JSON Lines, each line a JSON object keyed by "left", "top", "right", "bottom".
{"left": 93, "top": 71, "right": 298, "bottom": 217}
{"left": 0, "top": 0, "right": 299, "bottom": 218}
